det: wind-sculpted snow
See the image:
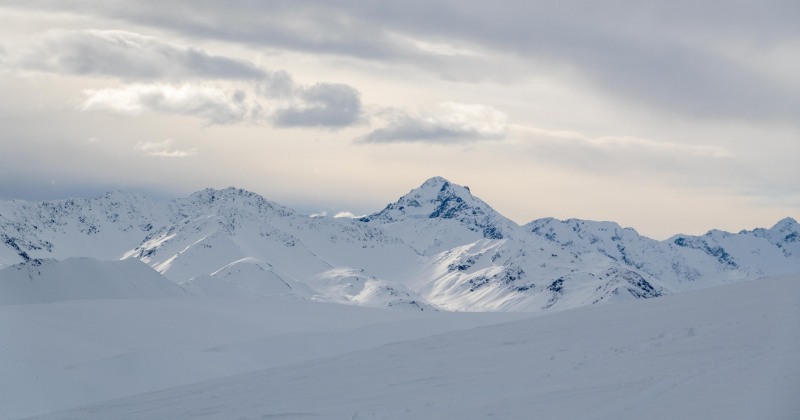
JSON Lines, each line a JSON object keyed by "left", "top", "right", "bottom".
{"left": 0, "top": 257, "right": 188, "bottom": 304}
{"left": 0, "top": 178, "right": 797, "bottom": 312}
{"left": 32, "top": 275, "right": 800, "bottom": 420}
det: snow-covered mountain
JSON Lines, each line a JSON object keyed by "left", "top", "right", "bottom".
{"left": 0, "top": 177, "right": 797, "bottom": 312}
{"left": 527, "top": 216, "right": 800, "bottom": 290}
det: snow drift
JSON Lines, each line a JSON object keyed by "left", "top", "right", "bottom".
{"left": 0, "top": 257, "right": 188, "bottom": 305}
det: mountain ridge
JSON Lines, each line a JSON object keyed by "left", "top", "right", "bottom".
{"left": 1, "top": 177, "right": 797, "bottom": 312}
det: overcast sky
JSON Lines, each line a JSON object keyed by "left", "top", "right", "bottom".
{"left": 0, "top": 0, "right": 797, "bottom": 238}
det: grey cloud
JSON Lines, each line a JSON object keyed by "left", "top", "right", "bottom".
{"left": 17, "top": 29, "right": 266, "bottom": 80}
{"left": 273, "top": 83, "right": 362, "bottom": 128}
{"left": 360, "top": 102, "right": 507, "bottom": 144}
{"left": 12, "top": 0, "right": 798, "bottom": 123}
{"left": 9, "top": 26, "right": 366, "bottom": 128}
{"left": 257, "top": 70, "right": 297, "bottom": 98}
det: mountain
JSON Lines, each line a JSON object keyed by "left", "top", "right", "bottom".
{"left": 360, "top": 176, "right": 515, "bottom": 250}
{"left": 0, "top": 191, "right": 165, "bottom": 265}
{"left": 0, "top": 178, "right": 797, "bottom": 312}
{"left": 527, "top": 216, "right": 800, "bottom": 290}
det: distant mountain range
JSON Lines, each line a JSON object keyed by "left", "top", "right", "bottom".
{"left": 1, "top": 177, "right": 797, "bottom": 311}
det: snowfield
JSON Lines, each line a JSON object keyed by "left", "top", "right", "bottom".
{"left": 0, "top": 294, "right": 528, "bottom": 418}
{"left": 10, "top": 274, "right": 798, "bottom": 420}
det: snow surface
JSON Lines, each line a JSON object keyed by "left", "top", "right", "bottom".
{"left": 0, "top": 296, "right": 527, "bottom": 419}
{"left": 20, "top": 274, "right": 800, "bottom": 420}
{"left": 0, "top": 257, "right": 188, "bottom": 304}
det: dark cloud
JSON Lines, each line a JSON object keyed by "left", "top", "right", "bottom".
{"left": 16, "top": 29, "right": 266, "bottom": 80}
{"left": 11, "top": 0, "right": 797, "bottom": 123}
{"left": 360, "top": 102, "right": 506, "bottom": 144}
{"left": 273, "top": 83, "right": 362, "bottom": 128}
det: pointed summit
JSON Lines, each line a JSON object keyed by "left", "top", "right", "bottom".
{"left": 360, "top": 176, "right": 511, "bottom": 239}
{"left": 770, "top": 217, "right": 798, "bottom": 232}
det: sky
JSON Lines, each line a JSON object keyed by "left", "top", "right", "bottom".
{"left": 0, "top": 0, "right": 797, "bottom": 239}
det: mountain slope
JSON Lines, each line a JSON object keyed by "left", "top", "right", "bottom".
{"left": 0, "top": 192, "right": 165, "bottom": 267}
{"left": 0, "top": 257, "right": 188, "bottom": 305}
{"left": 528, "top": 216, "right": 800, "bottom": 291}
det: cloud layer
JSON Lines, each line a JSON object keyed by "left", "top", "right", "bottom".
{"left": 13, "top": 1, "right": 797, "bottom": 122}
{"left": 8, "top": 28, "right": 364, "bottom": 128}
{"left": 18, "top": 29, "right": 266, "bottom": 80}
{"left": 361, "top": 102, "right": 507, "bottom": 144}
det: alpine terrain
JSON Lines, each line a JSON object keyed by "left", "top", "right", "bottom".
{"left": 1, "top": 177, "right": 798, "bottom": 419}
{"left": 1, "top": 176, "right": 797, "bottom": 311}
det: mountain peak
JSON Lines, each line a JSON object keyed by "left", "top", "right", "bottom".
{"left": 420, "top": 176, "right": 450, "bottom": 188}
{"left": 771, "top": 217, "right": 798, "bottom": 231}
{"left": 175, "top": 187, "right": 294, "bottom": 218}
{"left": 360, "top": 177, "right": 509, "bottom": 239}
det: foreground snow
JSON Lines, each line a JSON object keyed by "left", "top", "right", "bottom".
{"left": 23, "top": 274, "right": 800, "bottom": 420}
{"left": 0, "top": 295, "right": 526, "bottom": 419}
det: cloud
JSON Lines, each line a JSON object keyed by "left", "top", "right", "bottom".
{"left": 79, "top": 79, "right": 365, "bottom": 128}
{"left": 333, "top": 211, "right": 359, "bottom": 218}
{"left": 16, "top": 29, "right": 266, "bottom": 80}
{"left": 272, "top": 83, "right": 362, "bottom": 128}
{"left": 512, "top": 125, "right": 733, "bottom": 158}
{"left": 506, "top": 123, "right": 748, "bottom": 190}
{"left": 9, "top": 27, "right": 367, "bottom": 128}
{"left": 81, "top": 84, "right": 253, "bottom": 124}
{"left": 360, "top": 102, "right": 507, "bottom": 144}
{"left": 15, "top": 1, "right": 797, "bottom": 123}
{"left": 135, "top": 138, "right": 197, "bottom": 158}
